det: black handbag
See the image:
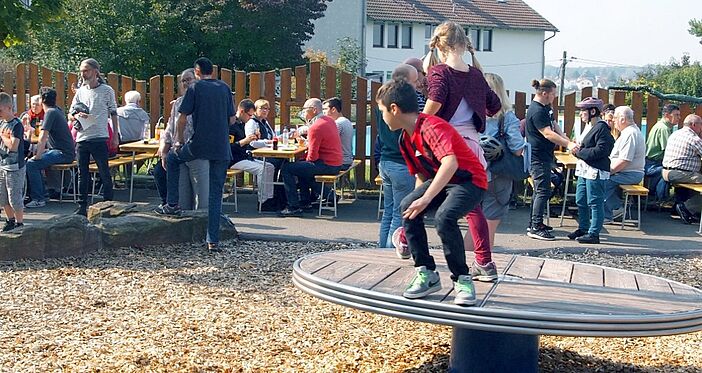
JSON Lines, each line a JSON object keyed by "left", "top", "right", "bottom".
{"left": 488, "top": 114, "right": 529, "bottom": 180}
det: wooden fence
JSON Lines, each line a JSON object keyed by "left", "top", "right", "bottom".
{"left": 3, "top": 61, "right": 702, "bottom": 188}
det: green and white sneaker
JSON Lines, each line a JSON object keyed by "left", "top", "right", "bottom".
{"left": 403, "top": 266, "right": 441, "bottom": 299}
{"left": 453, "top": 275, "right": 477, "bottom": 306}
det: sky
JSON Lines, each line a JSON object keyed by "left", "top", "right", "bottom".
{"left": 523, "top": 0, "right": 702, "bottom": 67}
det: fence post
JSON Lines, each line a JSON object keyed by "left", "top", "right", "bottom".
{"left": 370, "top": 80, "right": 381, "bottom": 183}
{"left": 613, "top": 90, "right": 625, "bottom": 107}
{"left": 2, "top": 71, "right": 12, "bottom": 96}
{"left": 356, "top": 76, "right": 368, "bottom": 187}
{"left": 41, "top": 66, "right": 53, "bottom": 88}
{"left": 514, "top": 91, "right": 526, "bottom": 120}
{"left": 163, "top": 75, "right": 175, "bottom": 125}
{"left": 679, "top": 103, "right": 691, "bottom": 129}
{"left": 340, "top": 71, "right": 352, "bottom": 119}
{"left": 249, "top": 72, "right": 262, "bottom": 101}
{"left": 325, "top": 65, "right": 337, "bottom": 99}
{"left": 28, "top": 63, "right": 38, "bottom": 97}
{"left": 16, "top": 63, "right": 26, "bottom": 114}
{"left": 55, "top": 71, "right": 65, "bottom": 109}
{"left": 235, "top": 70, "right": 246, "bottom": 107}
{"left": 646, "top": 93, "right": 660, "bottom": 138}
{"left": 563, "top": 92, "right": 575, "bottom": 139}
{"left": 597, "top": 88, "right": 609, "bottom": 104}
{"left": 121, "top": 75, "right": 134, "bottom": 101}
{"left": 264, "top": 70, "right": 276, "bottom": 128}
{"left": 67, "top": 72, "right": 78, "bottom": 109}
{"left": 631, "top": 91, "right": 643, "bottom": 126}
{"left": 310, "top": 61, "right": 321, "bottom": 99}
{"left": 280, "top": 68, "right": 292, "bottom": 126}
{"left": 220, "top": 68, "right": 232, "bottom": 89}
{"left": 149, "top": 75, "right": 161, "bottom": 134}
{"left": 295, "top": 65, "right": 307, "bottom": 104}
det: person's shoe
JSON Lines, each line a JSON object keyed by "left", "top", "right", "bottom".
{"left": 535, "top": 223, "right": 554, "bottom": 231}
{"left": 675, "top": 203, "right": 694, "bottom": 225}
{"left": 391, "top": 227, "right": 410, "bottom": 259}
{"left": 611, "top": 207, "right": 625, "bottom": 221}
{"left": 154, "top": 204, "right": 182, "bottom": 216}
{"left": 48, "top": 190, "right": 62, "bottom": 200}
{"left": 300, "top": 204, "right": 315, "bottom": 211}
{"left": 471, "top": 261, "right": 498, "bottom": 282}
{"left": 25, "top": 200, "right": 46, "bottom": 208}
{"left": 259, "top": 199, "right": 278, "bottom": 212}
{"left": 577, "top": 233, "right": 600, "bottom": 244}
{"left": 527, "top": 228, "right": 555, "bottom": 241}
{"left": 2, "top": 219, "right": 16, "bottom": 232}
{"left": 453, "top": 275, "right": 478, "bottom": 306}
{"left": 567, "top": 228, "right": 587, "bottom": 240}
{"left": 207, "top": 242, "right": 222, "bottom": 253}
{"left": 403, "top": 266, "right": 441, "bottom": 299}
{"left": 278, "top": 207, "right": 303, "bottom": 217}
{"left": 74, "top": 206, "right": 87, "bottom": 217}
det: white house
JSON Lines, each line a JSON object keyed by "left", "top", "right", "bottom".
{"left": 306, "top": 0, "right": 558, "bottom": 95}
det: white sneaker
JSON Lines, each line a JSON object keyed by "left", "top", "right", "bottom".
{"left": 25, "top": 200, "right": 46, "bottom": 208}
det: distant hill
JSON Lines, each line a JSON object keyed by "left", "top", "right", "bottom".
{"left": 544, "top": 65, "right": 644, "bottom": 93}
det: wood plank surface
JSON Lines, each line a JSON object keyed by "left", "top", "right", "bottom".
{"left": 636, "top": 273, "right": 674, "bottom": 294}
{"left": 538, "top": 259, "right": 574, "bottom": 283}
{"left": 371, "top": 267, "right": 417, "bottom": 296}
{"left": 299, "top": 257, "right": 333, "bottom": 274}
{"left": 485, "top": 281, "right": 700, "bottom": 315}
{"left": 506, "top": 256, "right": 544, "bottom": 280}
{"left": 604, "top": 268, "right": 638, "bottom": 290}
{"left": 314, "top": 261, "right": 366, "bottom": 283}
{"left": 571, "top": 264, "right": 604, "bottom": 287}
{"left": 340, "top": 264, "right": 399, "bottom": 290}
{"left": 669, "top": 281, "right": 701, "bottom": 296}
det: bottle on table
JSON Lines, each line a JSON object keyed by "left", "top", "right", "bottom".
{"left": 282, "top": 128, "right": 289, "bottom": 147}
{"left": 143, "top": 122, "right": 151, "bottom": 143}
{"left": 272, "top": 136, "right": 279, "bottom": 150}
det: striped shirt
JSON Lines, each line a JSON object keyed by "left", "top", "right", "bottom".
{"left": 662, "top": 126, "right": 702, "bottom": 172}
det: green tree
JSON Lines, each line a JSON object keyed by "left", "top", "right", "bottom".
{"left": 5, "top": 0, "right": 330, "bottom": 77}
{"left": 334, "top": 37, "right": 365, "bottom": 75}
{"left": 632, "top": 54, "right": 702, "bottom": 98}
{"left": 689, "top": 18, "right": 702, "bottom": 43}
{"left": 0, "top": 0, "right": 64, "bottom": 47}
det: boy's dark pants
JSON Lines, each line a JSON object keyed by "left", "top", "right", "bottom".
{"left": 401, "top": 180, "right": 485, "bottom": 281}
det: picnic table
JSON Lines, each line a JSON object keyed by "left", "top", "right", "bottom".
{"left": 119, "top": 140, "right": 159, "bottom": 202}
{"left": 251, "top": 144, "right": 307, "bottom": 211}
{"left": 293, "top": 249, "right": 702, "bottom": 373}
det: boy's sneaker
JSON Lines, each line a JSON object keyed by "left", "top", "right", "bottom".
{"left": 576, "top": 233, "right": 600, "bottom": 244}
{"left": 2, "top": 219, "right": 16, "bottom": 232}
{"left": 453, "top": 275, "right": 477, "bottom": 306}
{"left": 391, "top": 227, "right": 410, "bottom": 259}
{"left": 526, "top": 223, "right": 553, "bottom": 233}
{"left": 403, "top": 266, "right": 441, "bottom": 299}
{"left": 471, "top": 261, "right": 498, "bottom": 282}
{"left": 25, "top": 200, "right": 46, "bottom": 208}
{"left": 154, "top": 204, "right": 182, "bottom": 216}
{"left": 527, "top": 228, "right": 555, "bottom": 241}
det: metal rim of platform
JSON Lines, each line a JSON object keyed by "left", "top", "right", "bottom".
{"left": 292, "top": 250, "right": 702, "bottom": 337}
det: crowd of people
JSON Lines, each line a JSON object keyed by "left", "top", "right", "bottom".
{"left": 1, "top": 23, "right": 701, "bottom": 305}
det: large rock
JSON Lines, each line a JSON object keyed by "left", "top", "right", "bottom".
{"left": 94, "top": 209, "right": 239, "bottom": 248}
{"left": 0, "top": 215, "right": 101, "bottom": 261}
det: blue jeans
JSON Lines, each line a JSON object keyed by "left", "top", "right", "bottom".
{"left": 281, "top": 160, "right": 341, "bottom": 209}
{"left": 644, "top": 158, "right": 668, "bottom": 200}
{"left": 26, "top": 150, "right": 74, "bottom": 202}
{"left": 603, "top": 170, "right": 643, "bottom": 219}
{"left": 575, "top": 176, "right": 606, "bottom": 235}
{"left": 166, "top": 144, "right": 229, "bottom": 244}
{"left": 378, "top": 160, "right": 415, "bottom": 248}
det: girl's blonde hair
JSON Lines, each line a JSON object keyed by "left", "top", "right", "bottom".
{"left": 484, "top": 73, "right": 511, "bottom": 117}
{"left": 423, "top": 21, "right": 473, "bottom": 73}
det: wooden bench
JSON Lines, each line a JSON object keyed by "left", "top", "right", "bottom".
{"left": 675, "top": 183, "right": 702, "bottom": 234}
{"left": 89, "top": 154, "right": 156, "bottom": 202}
{"left": 375, "top": 175, "right": 383, "bottom": 220}
{"left": 314, "top": 159, "right": 361, "bottom": 217}
{"left": 293, "top": 248, "right": 702, "bottom": 373}
{"left": 619, "top": 184, "right": 649, "bottom": 230}
{"left": 223, "top": 168, "right": 244, "bottom": 212}
{"left": 48, "top": 161, "right": 78, "bottom": 203}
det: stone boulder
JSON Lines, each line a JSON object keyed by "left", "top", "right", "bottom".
{"left": 0, "top": 214, "right": 101, "bottom": 261}
{"left": 89, "top": 201, "right": 239, "bottom": 248}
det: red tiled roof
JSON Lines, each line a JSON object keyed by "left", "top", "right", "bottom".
{"left": 367, "top": 0, "right": 558, "bottom": 32}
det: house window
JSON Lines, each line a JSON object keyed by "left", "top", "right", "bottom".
{"left": 402, "top": 24, "right": 412, "bottom": 48}
{"left": 424, "top": 24, "right": 436, "bottom": 39}
{"left": 469, "top": 29, "right": 480, "bottom": 51}
{"left": 373, "top": 23, "right": 384, "bottom": 47}
{"left": 482, "top": 30, "right": 493, "bottom": 51}
{"left": 386, "top": 71, "right": 393, "bottom": 81}
{"left": 388, "top": 24, "right": 399, "bottom": 48}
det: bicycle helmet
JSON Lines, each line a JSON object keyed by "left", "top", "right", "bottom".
{"left": 575, "top": 97, "right": 604, "bottom": 111}
{"left": 480, "top": 134, "right": 503, "bottom": 161}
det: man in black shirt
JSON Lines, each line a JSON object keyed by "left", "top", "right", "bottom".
{"left": 525, "top": 79, "right": 577, "bottom": 240}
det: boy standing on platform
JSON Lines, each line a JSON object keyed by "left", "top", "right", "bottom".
{"left": 376, "top": 79, "right": 488, "bottom": 306}
{"left": 0, "top": 93, "right": 26, "bottom": 232}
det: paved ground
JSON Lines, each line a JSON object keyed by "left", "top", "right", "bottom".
{"left": 23, "top": 184, "right": 701, "bottom": 256}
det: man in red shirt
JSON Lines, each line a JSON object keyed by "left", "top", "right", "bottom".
{"left": 377, "top": 79, "right": 487, "bottom": 306}
{"left": 279, "top": 98, "right": 343, "bottom": 216}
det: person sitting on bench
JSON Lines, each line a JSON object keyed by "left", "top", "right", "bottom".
{"left": 662, "top": 114, "right": 702, "bottom": 224}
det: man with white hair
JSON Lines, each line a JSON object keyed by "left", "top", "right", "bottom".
{"left": 279, "top": 98, "right": 343, "bottom": 216}
{"left": 603, "top": 106, "right": 646, "bottom": 223}
{"left": 117, "top": 90, "right": 150, "bottom": 143}
{"left": 662, "top": 114, "right": 702, "bottom": 224}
